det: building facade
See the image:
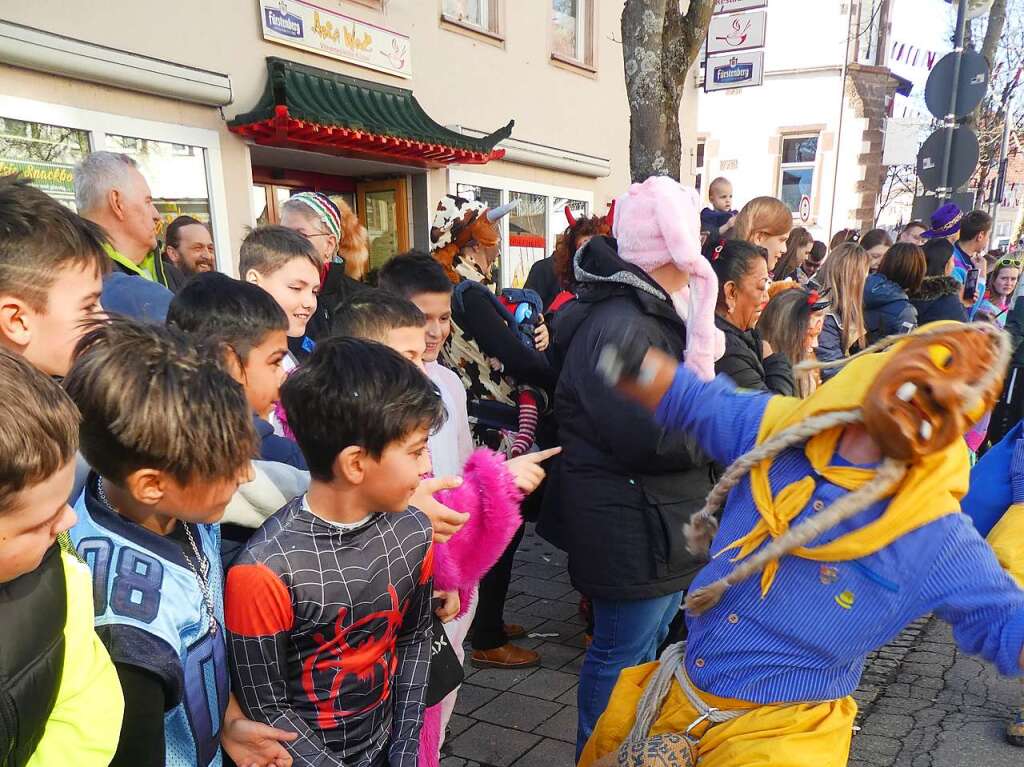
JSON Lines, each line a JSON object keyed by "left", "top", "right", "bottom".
{"left": 694, "top": 0, "right": 897, "bottom": 241}
{"left": 0, "top": 0, "right": 699, "bottom": 286}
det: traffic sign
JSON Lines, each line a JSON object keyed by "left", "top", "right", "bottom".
{"left": 799, "top": 195, "right": 811, "bottom": 223}
{"left": 707, "top": 11, "right": 767, "bottom": 54}
{"left": 912, "top": 191, "right": 975, "bottom": 223}
{"left": 917, "top": 127, "right": 979, "bottom": 191}
{"left": 925, "top": 49, "right": 990, "bottom": 120}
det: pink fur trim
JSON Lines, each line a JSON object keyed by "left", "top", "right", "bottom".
{"left": 419, "top": 702, "right": 442, "bottom": 767}
{"left": 433, "top": 448, "right": 523, "bottom": 618}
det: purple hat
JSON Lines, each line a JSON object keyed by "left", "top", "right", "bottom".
{"left": 922, "top": 202, "right": 963, "bottom": 240}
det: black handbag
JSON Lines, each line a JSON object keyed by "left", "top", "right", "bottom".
{"left": 424, "top": 615, "right": 465, "bottom": 707}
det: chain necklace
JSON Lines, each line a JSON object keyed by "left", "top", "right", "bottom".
{"left": 95, "top": 479, "right": 218, "bottom": 636}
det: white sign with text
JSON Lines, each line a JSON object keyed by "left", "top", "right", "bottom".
{"left": 704, "top": 51, "right": 765, "bottom": 93}
{"left": 713, "top": 0, "right": 768, "bottom": 14}
{"left": 259, "top": 0, "right": 412, "bottom": 78}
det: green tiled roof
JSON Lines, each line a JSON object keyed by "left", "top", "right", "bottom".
{"left": 230, "top": 57, "right": 513, "bottom": 155}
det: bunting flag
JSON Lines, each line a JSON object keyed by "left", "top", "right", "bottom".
{"left": 890, "top": 40, "right": 943, "bottom": 70}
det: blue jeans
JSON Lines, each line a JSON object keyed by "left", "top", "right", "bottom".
{"left": 576, "top": 591, "right": 684, "bottom": 756}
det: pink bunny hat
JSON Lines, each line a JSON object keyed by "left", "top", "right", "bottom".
{"left": 612, "top": 176, "right": 725, "bottom": 380}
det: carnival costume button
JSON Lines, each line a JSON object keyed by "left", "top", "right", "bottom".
{"left": 812, "top": 499, "right": 825, "bottom": 512}
{"left": 695, "top": 658, "right": 706, "bottom": 668}
{"left": 727, "top": 613, "right": 739, "bottom": 624}
{"left": 835, "top": 591, "right": 855, "bottom": 609}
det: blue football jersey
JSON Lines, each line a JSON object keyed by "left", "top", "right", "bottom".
{"left": 71, "top": 476, "right": 228, "bottom": 767}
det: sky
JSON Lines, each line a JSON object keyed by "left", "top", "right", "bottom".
{"left": 889, "top": 0, "right": 955, "bottom": 92}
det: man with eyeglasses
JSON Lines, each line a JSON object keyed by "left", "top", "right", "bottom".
{"left": 162, "top": 215, "right": 215, "bottom": 292}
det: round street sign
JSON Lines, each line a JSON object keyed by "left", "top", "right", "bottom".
{"left": 925, "top": 49, "right": 990, "bottom": 120}
{"left": 916, "top": 126, "right": 979, "bottom": 191}
{"left": 799, "top": 195, "right": 811, "bottom": 223}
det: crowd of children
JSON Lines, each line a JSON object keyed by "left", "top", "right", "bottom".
{"left": 6, "top": 157, "right": 1024, "bottom": 767}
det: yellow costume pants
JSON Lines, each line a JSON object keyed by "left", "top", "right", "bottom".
{"left": 988, "top": 502, "right": 1024, "bottom": 588}
{"left": 578, "top": 662, "right": 857, "bottom": 767}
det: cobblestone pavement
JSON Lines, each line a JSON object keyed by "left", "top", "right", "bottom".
{"left": 441, "top": 525, "right": 1024, "bottom": 766}
{"left": 850, "top": 617, "right": 1023, "bottom": 767}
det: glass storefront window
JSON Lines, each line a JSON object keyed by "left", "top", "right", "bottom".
{"left": 107, "top": 134, "right": 212, "bottom": 242}
{"left": 0, "top": 116, "right": 90, "bottom": 209}
{"left": 508, "top": 191, "right": 547, "bottom": 288}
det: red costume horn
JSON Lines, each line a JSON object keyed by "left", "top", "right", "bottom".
{"left": 564, "top": 205, "right": 577, "bottom": 227}
{"left": 605, "top": 199, "right": 616, "bottom": 229}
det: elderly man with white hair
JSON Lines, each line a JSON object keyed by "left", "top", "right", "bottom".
{"left": 73, "top": 151, "right": 181, "bottom": 319}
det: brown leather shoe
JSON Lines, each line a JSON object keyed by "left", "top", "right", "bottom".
{"left": 471, "top": 643, "right": 541, "bottom": 669}
{"left": 504, "top": 623, "right": 527, "bottom": 640}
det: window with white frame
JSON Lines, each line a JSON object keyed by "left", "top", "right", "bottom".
{"left": 451, "top": 171, "right": 593, "bottom": 289}
{"left": 778, "top": 135, "right": 819, "bottom": 214}
{"left": 443, "top": 0, "right": 501, "bottom": 36}
{"left": 551, "top": 0, "right": 594, "bottom": 67}
{"left": 0, "top": 116, "right": 90, "bottom": 210}
{"left": 0, "top": 95, "right": 230, "bottom": 272}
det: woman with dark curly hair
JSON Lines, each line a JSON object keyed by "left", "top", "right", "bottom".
{"left": 525, "top": 207, "right": 610, "bottom": 312}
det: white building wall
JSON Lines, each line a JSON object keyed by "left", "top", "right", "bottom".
{"left": 697, "top": 0, "right": 864, "bottom": 240}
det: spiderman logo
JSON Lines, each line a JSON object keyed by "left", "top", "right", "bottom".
{"left": 301, "top": 583, "right": 405, "bottom": 729}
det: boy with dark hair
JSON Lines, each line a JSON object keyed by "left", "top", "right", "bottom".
{"left": 332, "top": 287, "right": 428, "bottom": 368}
{"left": 0, "top": 174, "right": 108, "bottom": 376}
{"left": 0, "top": 348, "right": 123, "bottom": 765}
{"left": 168, "top": 271, "right": 305, "bottom": 469}
{"left": 240, "top": 225, "right": 322, "bottom": 364}
{"left": 65, "top": 318, "right": 295, "bottom": 767}
{"left": 225, "top": 338, "right": 443, "bottom": 767}
{"left": 954, "top": 210, "right": 994, "bottom": 314}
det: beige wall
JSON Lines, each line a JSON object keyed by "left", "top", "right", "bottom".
{"left": 1, "top": 0, "right": 700, "bottom": 257}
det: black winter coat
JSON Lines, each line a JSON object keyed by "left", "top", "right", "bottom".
{"left": 547, "top": 236, "right": 711, "bottom": 600}
{"left": 910, "top": 276, "right": 968, "bottom": 326}
{"left": 863, "top": 272, "right": 917, "bottom": 344}
{"left": 714, "top": 315, "right": 795, "bottom": 395}
{"left": 524, "top": 256, "right": 560, "bottom": 311}
{"left": 0, "top": 544, "right": 66, "bottom": 765}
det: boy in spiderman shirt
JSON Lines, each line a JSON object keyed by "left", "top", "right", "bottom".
{"left": 225, "top": 337, "right": 450, "bottom": 767}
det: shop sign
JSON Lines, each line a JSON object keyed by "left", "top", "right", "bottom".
{"left": 704, "top": 51, "right": 765, "bottom": 92}
{"left": 0, "top": 158, "right": 74, "bottom": 195}
{"left": 259, "top": 0, "right": 412, "bottom": 78}
{"left": 707, "top": 11, "right": 766, "bottom": 54}
{"left": 713, "top": 0, "right": 768, "bottom": 14}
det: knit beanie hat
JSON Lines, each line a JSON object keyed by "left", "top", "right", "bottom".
{"left": 289, "top": 192, "right": 342, "bottom": 241}
{"left": 612, "top": 176, "right": 725, "bottom": 380}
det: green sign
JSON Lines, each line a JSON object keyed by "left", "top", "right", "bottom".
{"left": 0, "top": 158, "right": 75, "bottom": 195}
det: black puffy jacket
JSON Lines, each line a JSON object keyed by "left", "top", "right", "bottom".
{"left": 0, "top": 545, "right": 66, "bottom": 766}
{"left": 714, "top": 315, "right": 795, "bottom": 395}
{"left": 910, "top": 276, "right": 968, "bottom": 326}
{"left": 545, "top": 236, "right": 711, "bottom": 600}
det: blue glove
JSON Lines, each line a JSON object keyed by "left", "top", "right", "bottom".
{"left": 1011, "top": 439, "right": 1024, "bottom": 505}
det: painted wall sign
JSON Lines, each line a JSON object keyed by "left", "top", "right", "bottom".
{"left": 713, "top": 0, "right": 768, "bottom": 14}
{"left": 259, "top": 0, "right": 412, "bottom": 78}
{"left": 707, "top": 10, "right": 767, "bottom": 54}
{"left": 704, "top": 51, "right": 765, "bottom": 92}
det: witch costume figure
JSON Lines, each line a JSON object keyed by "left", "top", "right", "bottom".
{"left": 581, "top": 321, "right": 1024, "bottom": 767}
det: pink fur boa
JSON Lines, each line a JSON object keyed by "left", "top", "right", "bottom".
{"left": 419, "top": 447, "right": 523, "bottom": 767}
{"left": 431, "top": 448, "right": 524, "bottom": 617}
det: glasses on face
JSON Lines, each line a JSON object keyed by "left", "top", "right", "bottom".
{"left": 299, "top": 231, "right": 332, "bottom": 241}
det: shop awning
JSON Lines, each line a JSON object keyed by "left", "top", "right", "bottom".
{"left": 228, "top": 58, "right": 514, "bottom": 167}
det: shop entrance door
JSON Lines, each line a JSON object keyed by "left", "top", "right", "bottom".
{"left": 357, "top": 178, "right": 409, "bottom": 271}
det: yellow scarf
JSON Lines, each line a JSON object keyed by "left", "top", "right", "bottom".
{"left": 720, "top": 340, "right": 970, "bottom": 597}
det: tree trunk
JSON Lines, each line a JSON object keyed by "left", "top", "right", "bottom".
{"left": 621, "top": 0, "right": 714, "bottom": 182}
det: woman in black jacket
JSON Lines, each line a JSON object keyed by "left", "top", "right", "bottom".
{"left": 710, "top": 240, "right": 795, "bottom": 395}
{"left": 910, "top": 239, "right": 968, "bottom": 325}
{"left": 552, "top": 236, "right": 712, "bottom": 753}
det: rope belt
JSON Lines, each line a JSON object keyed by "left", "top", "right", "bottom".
{"left": 625, "top": 642, "right": 746, "bottom": 750}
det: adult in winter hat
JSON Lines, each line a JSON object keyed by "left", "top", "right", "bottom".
{"left": 923, "top": 202, "right": 963, "bottom": 241}
{"left": 612, "top": 176, "right": 725, "bottom": 380}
